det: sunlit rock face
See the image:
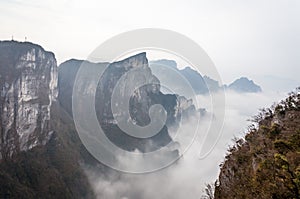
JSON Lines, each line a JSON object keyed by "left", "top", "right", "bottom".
{"left": 0, "top": 41, "right": 58, "bottom": 159}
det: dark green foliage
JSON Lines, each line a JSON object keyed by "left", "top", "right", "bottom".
{"left": 0, "top": 137, "right": 94, "bottom": 199}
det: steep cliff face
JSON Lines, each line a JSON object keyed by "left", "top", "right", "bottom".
{"left": 215, "top": 89, "right": 300, "bottom": 199}
{"left": 0, "top": 41, "right": 95, "bottom": 199}
{"left": 95, "top": 53, "right": 175, "bottom": 152}
{"left": 0, "top": 41, "right": 58, "bottom": 159}
{"left": 96, "top": 53, "right": 180, "bottom": 126}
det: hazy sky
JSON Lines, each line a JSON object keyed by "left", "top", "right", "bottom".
{"left": 1, "top": 0, "right": 299, "bottom": 85}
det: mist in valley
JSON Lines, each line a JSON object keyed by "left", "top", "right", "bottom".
{"left": 85, "top": 90, "right": 286, "bottom": 199}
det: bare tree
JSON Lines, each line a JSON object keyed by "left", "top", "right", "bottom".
{"left": 201, "top": 183, "right": 215, "bottom": 199}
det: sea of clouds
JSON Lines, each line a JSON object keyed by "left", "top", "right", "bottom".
{"left": 85, "top": 90, "right": 287, "bottom": 199}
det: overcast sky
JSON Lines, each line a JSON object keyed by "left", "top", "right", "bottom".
{"left": 1, "top": 0, "right": 299, "bottom": 86}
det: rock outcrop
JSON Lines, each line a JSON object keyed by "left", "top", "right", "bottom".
{"left": 0, "top": 41, "right": 58, "bottom": 159}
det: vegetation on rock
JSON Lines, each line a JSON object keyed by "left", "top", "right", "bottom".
{"left": 214, "top": 88, "right": 300, "bottom": 199}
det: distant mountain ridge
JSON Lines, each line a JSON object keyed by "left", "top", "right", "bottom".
{"left": 150, "top": 59, "right": 262, "bottom": 95}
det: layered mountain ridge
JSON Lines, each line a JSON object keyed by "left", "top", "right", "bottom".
{"left": 150, "top": 59, "right": 262, "bottom": 95}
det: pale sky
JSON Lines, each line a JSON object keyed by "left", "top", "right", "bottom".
{"left": 0, "top": 0, "right": 299, "bottom": 87}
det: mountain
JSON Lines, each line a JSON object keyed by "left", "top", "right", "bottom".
{"left": 227, "top": 77, "right": 262, "bottom": 93}
{"left": 150, "top": 60, "right": 220, "bottom": 95}
{"left": 0, "top": 41, "right": 95, "bottom": 198}
{"left": 150, "top": 59, "right": 262, "bottom": 94}
{"left": 58, "top": 59, "right": 104, "bottom": 116}
{"left": 0, "top": 41, "right": 199, "bottom": 198}
{"left": 0, "top": 40, "right": 268, "bottom": 198}
{"left": 214, "top": 88, "right": 300, "bottom": 198}
{"left": 58, "top": 54, "right": 197, "bottom": 153}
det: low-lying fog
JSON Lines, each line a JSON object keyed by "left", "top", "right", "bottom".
{"left": 86, "top": 90, "right": 286, "bottom": 199}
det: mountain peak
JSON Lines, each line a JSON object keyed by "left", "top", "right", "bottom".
{"left": 113, "top": 52, "right": 148, "bottom": 69}
{"left": 228, "top": 77, "right": 262, "bottom": 93}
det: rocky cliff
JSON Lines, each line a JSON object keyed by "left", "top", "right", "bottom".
{"left": 0, "top": 41, "right": 95, "bottom": 198}
{"left": 0, "top": 41, "right": 58, "bottom": 159}
{"left": 59, "top": 53, "right": 196, "bottom": 153}
{"left": 96, "top": 53, "right": 180, "bottom": 152}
